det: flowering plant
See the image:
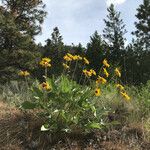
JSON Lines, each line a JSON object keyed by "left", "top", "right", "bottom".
{"left": 20, "top": 55, "right": 130, "bottom": 133}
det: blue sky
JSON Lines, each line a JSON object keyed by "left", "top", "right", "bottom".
{"left": 35, "top": 0, "right": 143, "bottom": 46}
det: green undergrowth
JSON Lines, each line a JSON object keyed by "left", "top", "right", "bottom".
{"left": 0, "top": 79, "right": 149, "bottom": 134}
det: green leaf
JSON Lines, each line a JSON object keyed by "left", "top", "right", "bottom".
{"left": 86, "top": 122, "right": 101, "bottom": 129}
{"left": 91, "top": 106, "right": 97, "bottom": 117}
{"left": 46, "top": 77, "right": 57, "bottom": 91}
{"left": 34, "top": 96, "right": 40, "bottom": 100}
{"left": 32, "top": 86, "right": 43, "bottom": 99}
{"left": 59, "top": 76, "right": 72, "bottom": 93}
{"left": 41, "top": 124, "right": 50, "bottom": 131}
{"left": 21, "top": 101, "right": 37, "bottom": 109}
{"left": 107, "top": 121, "right": 120, "bottom": 126}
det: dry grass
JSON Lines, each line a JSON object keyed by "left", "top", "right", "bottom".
{"left": 0, "top": 101, "right": 150, "bottom": 150}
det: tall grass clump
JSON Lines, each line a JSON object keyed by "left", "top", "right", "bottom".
{"left": 137, "top": 80, "right": 150, "bottom": 118}
{"left": 0, "top": 80, "right": 31, "bottom": 106}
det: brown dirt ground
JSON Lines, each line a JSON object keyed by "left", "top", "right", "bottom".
{"left": 0, "top": 101, "right": 150, "bottom": 150}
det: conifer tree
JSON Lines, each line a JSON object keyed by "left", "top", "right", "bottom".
{"left": 132, "top": 0, "right": 150, "bottom": 51}
{"left": 103, "top": 4, "right": 127, "bottom": 62}
{"left": 44, "top": 27, "right": 64, "bottom": 57}
{"left": 86, "top": 31, "right": 105, "bottom": 72}
{"left": 44, "top": 27, "right": 64, "bottom": 76}
{"left": 129, "top": 0, "right": 150, "bottom": 84}
{"left": 0, "top": 0, "right": 46, "bottom": 82}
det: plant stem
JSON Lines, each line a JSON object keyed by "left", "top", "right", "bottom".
{"left": 72, "top": 60, "right": 78, "bottom": 80}
{"left": 79, "top": 65, "right": 85, "bottom": 84}
{"left": 45, "top": 67, "right": 48, "bottom": 79}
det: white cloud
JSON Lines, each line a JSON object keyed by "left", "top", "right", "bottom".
{"left": 36, "top": 0, "right": 106, "bottom": 46}
{"left": 106, "top": 0, "right": 126, "bottom": 6}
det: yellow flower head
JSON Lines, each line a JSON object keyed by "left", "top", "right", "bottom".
{"left": 95, "top": 88, "right": 101, "bottom": 96}
{"left": 96, "top": 76, "right": 107, "bottom": 84}
{"left": 67, "top": 53, "right": 74, "bottom": 59}
{"left": 18, "top": 71, "right": 24, "bottom": 76}
{"left": 116, "top": 84, "right": 124, "bottom": 91}
{"left": 40, "top": 57, "right": 51, "bottom": 68}
{"left": 90, "top": 69, "right": 96, "bottom": 76}
{"left": 18, "top": 70, "right": 30, "bottom": 77}
{"left": 77, "top": 55, "right": 82, "bottom": 60}
{"left": 63, "top": 63, "right": 70, "bottom": 69}
{"left": 40, "top": 82, "right": 51, "bottom": 91}
{"left": 24, "top": 71, "right": 30, "bottom": 76}
{"left": 40, "top": 61, "right": 51, "bottom": 68}
{"left": 103, "top": 59, "right": 110, "bottom": 68}
{"left": 63, "top": 55, "right": 72, "bottom": 61}
{"left": 120, "top": 91, "right": 130, "bottom": 101}
{"left": 83, "top": 57, "right": 89, "bottom": 65}
{"left": 83, "top": 69, "right": 92, "bottom": 77}
{"left": 42, "top": 57, "right": 51, "bottom": 63}
{"left": 73, "top": 55, "right": 78, "bottom": 60}
{"left": 103, "top": 68, "right": 109, "bottom": 78}
{"left": 87, "top": 71, "right": 92, "bottom": 77}
{"left": 115, "top": 68, "right": 121, "bottom": 77}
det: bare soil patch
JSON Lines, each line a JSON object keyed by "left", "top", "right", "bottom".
{"left": 0, "top": 101, "right": 149, "bottom": 150}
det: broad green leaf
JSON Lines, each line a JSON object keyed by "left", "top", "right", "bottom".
{"left": 59, "top": 76, "right": 72, "bottom": 93}
{"left": 106, "top": 121, "right": 120, "bottom": 126}
{"left": 46, "top": 77, "right": 57, "bottom": 91}
{"left": 87, "top": 122, "right": 101, "bottom": 129}
{"left": 21, "top": 101, "right": 37, "bottom": 109}
{"left": 32, "top": 86, "right": 43, "bottom": 99}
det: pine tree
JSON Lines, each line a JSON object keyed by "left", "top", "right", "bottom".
{"left": 132, "top": 0, "right": 150, "bottom": 51}
{"left": 86, "top": 31, "right": 105, "bottom": 72}
{"left": 0, "top": 0, "right": 46, "bottom": 82}
{"left": 1, "top": 0, "right": 46, "bottom": 36}
{"left": 68, "top": 43, "right": 85, "bottom": 55}
{"left": 44, "top": 27, "right": 64, "bottom": 57}
{"left": 43, "top": 27, "right": 64, "bottom": 76}
{"left": 51, "top": 27, "right": 64, "bottom": 49}
{"left": 129, "top": 0, "right": 150, "bottom": 84}
{"left": 103, "top": 4, "right": 127, "bottom": 62}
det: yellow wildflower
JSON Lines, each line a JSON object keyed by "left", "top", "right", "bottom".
{"left": 67, "top": 53, "right": 74, "bottom": 59}
{"left": 83, "top": 57, "right": 89, "bottom": 65}
{"left": 103, "top": 59, "right": 110, "bottom": 68}
{"left": 18, "top": 71, "right": 24, "bottom": 76}
{"left": 40, "top": 82, "right": 51, "bottom": 91}
{"left": 95, "top": 88, "right": 101, "bottom": 96}
{"left": 116, "top": 84, "right": 124, "bottom": 91}
{"left": 63, "top": 55, "right": 72, "bottom": 61}
{"left": 40, "top": 61, "right": 51, "bottom": 68}
{"left": 77, "top": 55, "right": 82, "bottom": 60}
{"left": 87, "top": 71, "right": 92, "bottom": 77}
{"left": 90, "top": 69, "right": 96, "bottom": 76}
{"left": 96, "top": 76, "right": 107, "bottom": 84}
{"left": 83, "top": 69, "right": 92, "bottom": 77}
{"left": 120, "top": 91, "right": 130, "bottom": 101}
{"left": 39, "top": 57, "right": 51, "bottom": 68}
{"left": 18, "top": 70, "right": 30, "bottom": 77}
{"left": 42, "top": 57, "right": 51, "bottom": 63}
{"left": 73, "top": 55, "right": 78, "bottom": 60}
{"left": 24, "top": 71, "right": 30, "bottom": 76}
{"left": 103, "top": 68, "right": 109, "bottom": 78}
{"left": 83, "top": 69, "right": 87, "bottom": 73}
{"left": 115, "top": 68, "right": 121, "bottom": 77}
{"left": 63, "top": 63, "right": 70, "bottom": 69}
{"left": 72, "top": 55, "right": 82, "bottom": 61}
